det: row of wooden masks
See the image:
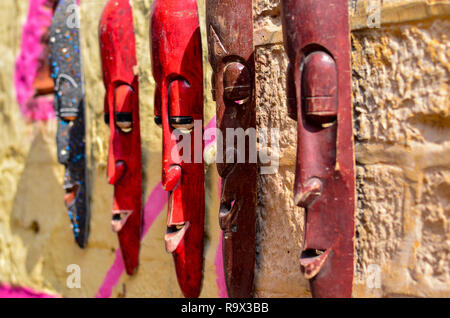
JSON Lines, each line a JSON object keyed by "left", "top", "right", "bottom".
{"left": 40, "top": 0, "right": 354, "bottom": 298}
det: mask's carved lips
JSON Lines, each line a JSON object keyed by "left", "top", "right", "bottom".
{"left": 111, "top": 210, "right": 132, "bottom": 233}
{"left": 165, "top": 221, "right": 190, "bottom": 253}
{"left": 64, "top": 183, "right": 79, "bottom": 206}
{"left": 300, "top": 248, "right": 331, "bottom": 280}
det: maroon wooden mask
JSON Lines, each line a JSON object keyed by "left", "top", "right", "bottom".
{"left": 150, "top": 0, "right": 205, "bottom": 298}
{"left": 280, "top": 0, "right": 356, "bottom": 297}
{"left": 99, "top": 0, "right": 142, "bottom": 275}
{"left": 206, "top": 0, "right": 257, "bottom": 298}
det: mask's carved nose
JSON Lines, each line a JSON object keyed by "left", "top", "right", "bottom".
{"left": 163, "top": 165, "right": 182, "bottom": 192}
{"left": 108, "top": 160, "right": 126, "bottom": 185}
{"left": 223, "top": 62, "right": 251, "bottom": 105}
{"left": 294, "top": 177, "right": 323, "bottom": 208}
{"left": 219, "top": 199, "right": 237, "bottom": 231}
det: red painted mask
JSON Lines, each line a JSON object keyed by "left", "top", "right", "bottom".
{"left": 206, "top": 0, "right": 257, "bottom": 298}
{"left": 280, "top": 0, "right": 356, "bottom": 297}
{"left": 150, "top": 0, "right": 205, "bottom": 298}
{"left": 99, "top": 0, "right": 142, "bottom": 275}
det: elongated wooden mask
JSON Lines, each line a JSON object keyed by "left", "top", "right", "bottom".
{"left": 150, "top": 0, "right": 205, "bottom": 298}
{"left": 99, "top": 0, "right": 142, "bottom": 275}
{"left": 49, "top": 0, "right": 90, "bottom": 248}
{"left": 206, "top": 0, "right": 257, "bottom": 298}
{"left": 280, "top": 0, "right": 356, "bottom": 297}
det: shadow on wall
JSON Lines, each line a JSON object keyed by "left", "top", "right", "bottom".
{"left": 9, "top": 127, "right": 67, "bottom": 276}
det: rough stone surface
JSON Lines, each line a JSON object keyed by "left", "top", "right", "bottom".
{"left": 352, "top": 18, "right": 450, "bottom": 297}
{"left": 254, "top": 43, "right": 308, "bottom": 297}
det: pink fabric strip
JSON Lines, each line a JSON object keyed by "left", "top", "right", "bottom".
{"left": 205, "top": 116, "right": 228, "bottom": 298}
{"left": 214, "top": 231, "right": 228, "bottom": 298}
{"left": 96, "top": 183, "right": 167, "bottom": 298}
{"left": 14, "top": 0, "right": 55, "bottom": 122}
{"left": 215, "top": 176, "right": 228, "bottom": 298}
{"left": 0, "top": 284, "right": 58, "bottom": 298}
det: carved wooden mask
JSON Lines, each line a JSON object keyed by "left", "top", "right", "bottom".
{"left": 99, "top": 0, "right": 142, "bottom": 275}
{"left": 150, "top": 0, "right": 205, "bottom": 298}
{"left": 206, "top": 0, "right": 257, "bottom": 298}
{"left": 280, "top": 0, "right": 356, "bottom": 297}
{"left": 49, "top": 0, "right": 89, "bottom": 248}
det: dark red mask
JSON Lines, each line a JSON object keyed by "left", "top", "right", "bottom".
{"left": 280, "top": 0, "right": 356, "bottom": 297}
{"left": 206, "top": 0, "right": 257, "bottom": 298}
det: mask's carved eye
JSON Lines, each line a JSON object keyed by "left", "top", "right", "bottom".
{"left": 219, "top": 199, "right": 238, "bottom": 232}
{"left": 154, "top": 116, "right": 162, "bottom": 127}
{"left": 170, "top": 116, "right": 194, "bottom": 133}
{"left": 115, "top": 112, "right": 133, "bottom": 133}
{"left": 154, "top": 116, "right": 194, "bottom": 133}
{"left": 223, "top": 62, "right": 251, "bottom": 105}
{"left": 302, "top": 51, "right": 338, "bottom": 126}
{"left": 114, "top": 85, "right": 134, "bottom": 133}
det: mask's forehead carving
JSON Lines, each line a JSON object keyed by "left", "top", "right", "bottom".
{"left": 99, "top": 0, "right": 137, "bottom": 87}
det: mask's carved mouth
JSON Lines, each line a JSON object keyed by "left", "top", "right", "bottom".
{"left": 300, "top": 248, "right": 331, "bottom": 279}
{"left": 165, "top": 221, "right": 190, "bottom": 253}
{"left": 111, "top": 210, "right": 132, "bottom": 233}
{"left": 64, "top": 183, "right": 79, "bottom": 207}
